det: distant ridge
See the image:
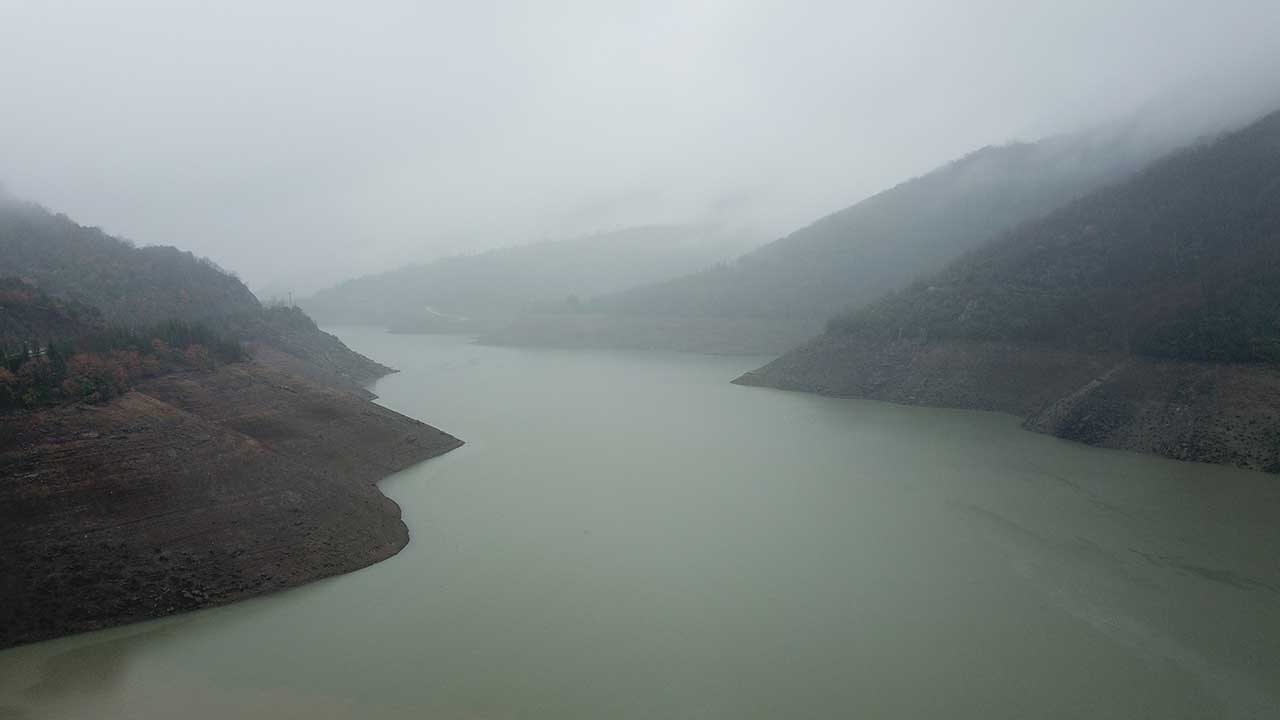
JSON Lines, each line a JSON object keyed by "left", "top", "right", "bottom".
{"left": 485, "top": 122, "right": 1179, "bottom": 354}
{"left": 301, "top": 224, "right": 760, "bottom": 334}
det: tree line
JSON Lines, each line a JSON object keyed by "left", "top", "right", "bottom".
{"left": 0, "top": 320, "right": 246, "bottom": 410}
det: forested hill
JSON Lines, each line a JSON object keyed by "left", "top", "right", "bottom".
{"left": 826, "top": 108, "right": 1280, "bottom": 361}
{"left": 0, "top": 277, "right": 251, "bottom": 410}
{"left": 738, "top": 107, "right": 1280, "bottom": 473}
{"left": 0, "top": 194, "right": 390, "bottom": 395}
{"left": 485, "top": 123, "right": 1177, "bottom": 353}
{"left": 300, "top": 224, "right": 760, "bottom": 332}
{"left": 0, "top": 193, "right": 260, "bottom": 327}
{"left": 0, "top": 277, "right": 104, "bottom": 350}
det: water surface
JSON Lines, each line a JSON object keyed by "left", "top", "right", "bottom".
{"left": 3, "top": 330, "right": 1279, "bottom": 718}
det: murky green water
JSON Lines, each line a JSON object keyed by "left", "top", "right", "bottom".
{"left": 3, "top": 330, "right": 1279, "bottom": 718}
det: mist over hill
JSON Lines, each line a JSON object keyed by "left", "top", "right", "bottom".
{"left": 740, "top": 106, "right": 1280, "bottom": 472}
{"left": 0, "top": 193, "right": 389, "bottom": 396}
{"left": 300, "top": 225, "right": 760, "bottom": 333}
{"left": 484, "top": 119, "right": 1202, "bottom": 354}
{"left": 823, "top": 109, "right": 1280, "bottom": 360}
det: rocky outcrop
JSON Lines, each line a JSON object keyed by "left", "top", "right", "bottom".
{"left": 0, "top": 363, "right": 462, "bottom": 649}
{"left": 735, "top": 338, "right": 1280, "bottom": 473}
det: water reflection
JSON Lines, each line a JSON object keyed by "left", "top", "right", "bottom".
{"left": 0, "top": 618, "right": 181, "bottom": 716}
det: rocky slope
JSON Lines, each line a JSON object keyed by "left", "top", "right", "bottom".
{"left": 0, "top": 362, "right": 462, "bottom": 649}
{"left": 736, "top": 339, "right": 1280, "bottom": 472}
{"left": 737, "top": 107, "right": 1280, "bottom": 472}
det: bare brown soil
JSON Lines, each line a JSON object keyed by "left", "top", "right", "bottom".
{"left": 736, "top": 337, "right": 1280, "bottom": 473}
{"left": 0, "top": 363, "right": 462, "bottom": 649}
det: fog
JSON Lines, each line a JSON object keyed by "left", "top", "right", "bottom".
{"left": 2, "top": 0, "right": 1279, "bottom": 295}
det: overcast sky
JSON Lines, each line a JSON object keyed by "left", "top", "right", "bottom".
{"left": 2, "top": 1, "right": 1279, "bottom": 295}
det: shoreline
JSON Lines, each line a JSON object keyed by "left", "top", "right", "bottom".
{"left": 0, "top": 362, "right": 462, "bottom": 650}
{"left": 734, "top": 338, "right": 1280, "bottom": 474}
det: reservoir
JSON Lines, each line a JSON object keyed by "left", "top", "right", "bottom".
{"left": 2, "top": 330, "right": 1278, "bottom": 718}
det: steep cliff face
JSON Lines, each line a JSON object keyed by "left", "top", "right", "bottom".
{"left": 739, "top": 109, "right": 1280, "bottom": 472}
{"left": 0, "top": 363, "right": 462, "bottom": 649}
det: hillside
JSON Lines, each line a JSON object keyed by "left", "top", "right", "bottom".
{"left": 0, "top": 277, "right": 105, "bottom": 352}
{"left": 0, "top": 193, "right": 465, "bottom": 647}
{"left": 485, "top": 124, "right": 1175, "bottom": 354}
{"left": 1, "top": 362, "right": 461, "bottom": 648}
{"left": 0, "top": 194, "right": 389, "bottom": 397}
{"left": 738, "top": 108, "right": 1280, "bottom": 472}
{"left": 1, "top": 277, "right": 248, "bottom": 410}
{"left": 301, "top": 225, "right": 760, "bottom": 333}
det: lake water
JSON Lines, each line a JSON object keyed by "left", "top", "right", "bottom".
{"left": 3, "top": 330, "right": 1279, "bottom": 719}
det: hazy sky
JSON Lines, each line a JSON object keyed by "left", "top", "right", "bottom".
{"left": 2, "top": 0, "right": 1279, "bottom": 295}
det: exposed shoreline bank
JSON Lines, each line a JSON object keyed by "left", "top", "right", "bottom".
{"left": 735, "top": 337, "right": 1280, "bottom": 474}
{"left": 1, "top": 363, "right": 462, "bottom": 650}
